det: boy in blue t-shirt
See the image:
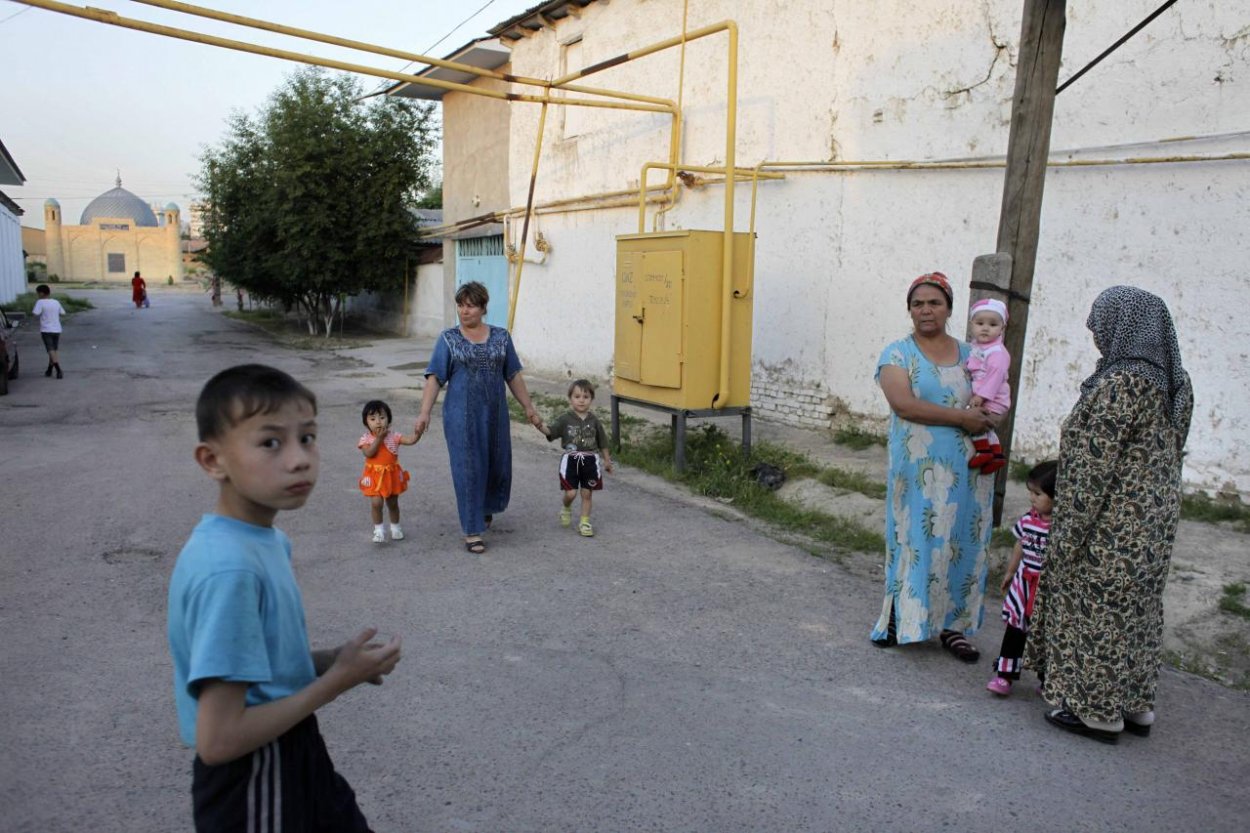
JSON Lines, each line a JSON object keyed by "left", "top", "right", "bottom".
{"left": 168, "top": 364, "right": 401, "bottom": 832}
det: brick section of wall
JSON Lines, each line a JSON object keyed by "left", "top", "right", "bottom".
{"left": 750, "top": 375, "right": 836, "bottom": 430}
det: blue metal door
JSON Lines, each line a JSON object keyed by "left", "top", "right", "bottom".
{"left": 456, "top": 235, "right": 508, "bottom": 328}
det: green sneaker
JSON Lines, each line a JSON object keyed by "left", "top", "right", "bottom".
{"left": 559, "top": 507, "right": 572, "bottom": 527}
{"left": 579, "top": 518, "right": 594, "bottom": 537}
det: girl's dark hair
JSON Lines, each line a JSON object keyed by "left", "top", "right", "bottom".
{"left": 1026, "top": 460, "right": 1059, "bottom": 499}
{"left": 361, "top": 399, "right": 392, "bottom": 426}
{"left": 568, "top": 378, "right": 595, "bottom": 399}
{"left": 35, "top": 284, "right": 50, "bottom": 296}
{"left": 454, "top": 281, "right": 489, "bottom": 308}
{"left": 196, "top": 364, "right": 317, "bottom": 441}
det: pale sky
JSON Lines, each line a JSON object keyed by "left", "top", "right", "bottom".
{"left": 2, "top": 0, "right": 540, "bottom": 229}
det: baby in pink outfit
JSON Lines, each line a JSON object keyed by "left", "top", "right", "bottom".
{"left": 966, "top": 298, "right": 1011, "bottom": 474}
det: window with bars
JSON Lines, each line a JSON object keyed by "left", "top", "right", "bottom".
{"left": 107, "top": 253, "right": 126, "bottom": 273}
{"left": 456, "top": 236, "right": 504, "bottom": 257}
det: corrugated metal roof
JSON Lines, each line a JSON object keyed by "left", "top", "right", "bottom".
{"left": 386, "top": 38, "right": 512, "bottom": 101}
{"left": 0, "top": 138, "right": 25, "bottom": 187}
{"left": 489, "top": 0, "right": 599, "bottom": 41}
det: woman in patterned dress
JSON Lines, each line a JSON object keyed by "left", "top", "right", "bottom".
{"left": 414, "top": 282, "right": 542, "bottom": 553}
{"left": 872, "top": 273, "right": 997, "bottom": 660}
{"left": 1029, "top": 286, "right": 1192, "bottom": 744}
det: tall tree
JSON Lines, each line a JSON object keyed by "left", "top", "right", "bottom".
{"left": 198, "top": 68, "right": 437, "bottom": 335}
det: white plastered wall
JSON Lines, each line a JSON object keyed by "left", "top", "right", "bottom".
{"left": 495, "top": 0, "right": 1250, "bottom": 496}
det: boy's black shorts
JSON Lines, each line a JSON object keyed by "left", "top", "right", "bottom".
{"left": 559, "top": 452, "right": 603, "bottom": 491}
{"left": 41, "top": 332, "right": 60, "bottom": 351}
{"left": 191, "top": 714, "right": 372, "bottom": 833}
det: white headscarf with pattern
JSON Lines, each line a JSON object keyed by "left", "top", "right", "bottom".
{"left": 1081, "top": 285, "right": 1192, "bottom": 430}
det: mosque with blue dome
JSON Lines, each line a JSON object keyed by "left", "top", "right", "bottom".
{"left": 44, "top": 175, "right": 183, "bottom": 283}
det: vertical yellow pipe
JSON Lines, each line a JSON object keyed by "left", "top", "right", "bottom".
{"left": 508, "top": 99, "right": 550, "bottom": 332}
{"left": 715, "top": 22, "right": 739, "bottom": 408}
{"left": 653, "top": 0, "right": 691, "bottom": 229}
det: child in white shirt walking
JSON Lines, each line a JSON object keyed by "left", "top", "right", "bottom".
{"left": 31, "top": 284, "right": 65, "bottom": 379}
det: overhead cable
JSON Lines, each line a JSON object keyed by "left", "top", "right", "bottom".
{"left": 1056, "top": 0, "right": 1181, "bottom": 95}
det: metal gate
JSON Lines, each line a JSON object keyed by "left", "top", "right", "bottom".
{"left": 455, "top": 235, "right": 508, "bottom": 328}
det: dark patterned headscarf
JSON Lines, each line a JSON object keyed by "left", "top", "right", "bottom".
{"left": 907, "top": 271, "right": 953, "bottom": 308}
{"left": 1081, "top": 285, "right": 1192, "bottom": 429}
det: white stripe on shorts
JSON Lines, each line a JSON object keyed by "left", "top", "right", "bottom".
{"left": 247, "top": 740, "right": 281, "bottom": 832}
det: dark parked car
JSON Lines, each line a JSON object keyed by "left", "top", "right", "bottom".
{"left": 0, "top": 307, "right": 23, "bottom": 395}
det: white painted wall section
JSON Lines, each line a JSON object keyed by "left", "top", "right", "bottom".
{"left": 485, "top": 0, "right": 1249, "bottom": 496}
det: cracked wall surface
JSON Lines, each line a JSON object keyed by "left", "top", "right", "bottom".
{"left": 468, "top": 0, "right": 1250, "bottom": 495}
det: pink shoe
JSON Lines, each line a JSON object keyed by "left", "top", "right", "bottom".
{"left": 986, "top": 676, "right": 1012, "bottom": 696}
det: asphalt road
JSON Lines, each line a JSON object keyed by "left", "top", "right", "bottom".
{"left": 0, "top": 290, "right": 1245, "bottom": 832}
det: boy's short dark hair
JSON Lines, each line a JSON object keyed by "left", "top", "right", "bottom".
{"left": 568, "top": 379, "right": 595, "bottom": 399}
{"left": 35, "top": 284, "right": 50, "bottom": 296}
{"left": 1027, "top": 460, "right": 1059, "bottom": 499}
{"left": 361, "top": 399, "right": 392, "bottom": 426}
{"left": 196, "top": 364, "right": 317, "bottom": 441}
{"left": 454, "top": 281, "right": 489, "bottom": 308}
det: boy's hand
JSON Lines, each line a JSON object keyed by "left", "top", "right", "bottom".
{"left": 604, "top": 459, "right": 614, "bottom": 474}
{"left": 968, "top": 395, "right": 985, "bottom": 409}
{"left": 328, "top": 628, "right": 401, "bottom": 690}
{"left": 1000, "top": 574, "right": 1013, "bottom": 595}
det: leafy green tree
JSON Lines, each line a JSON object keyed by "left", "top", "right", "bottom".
{"left": 415, "top": 182, "right": 442, "bottom": 209}
{"left": 198, "top": 68, "right": 437, "bottom": 335}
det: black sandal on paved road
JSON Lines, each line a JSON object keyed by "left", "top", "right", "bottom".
{"left": 872, "top": 605, "right": 898, "bottom": 647}
{"left": 939, "top": 630, "right": 980, "bottom": 663}
{"left": 870, "top": 602, "right": 900, "bottom": 650}
{"left": 465, "top": 538, "right": 486, "bottom": 554}
{"left": 1045, "top": 708, "right": 1120, "bottom": 744}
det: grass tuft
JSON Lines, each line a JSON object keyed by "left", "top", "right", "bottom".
{"left": 833, "top": 426, "right": 887, "bottom": 450}
{"left": 222, "top": 309, "right": 373, "bottom": 350}
{"left": 990, "top": 527, "right": 1016, "bottom": 549}
{"left": 1181, "top": 493, "right": 1250, "bottom": 533}
{"left": 1219, "top": 583, "right": 1250, "bottom": 620}
{"left": 816, "top": 467, "right": 886, "bottom": 499}
{"left": 3, "top": 291, "right": 93, "bottom": 316}
{"left": 1008, "top": 460, "right": 1032, "bottom": 482}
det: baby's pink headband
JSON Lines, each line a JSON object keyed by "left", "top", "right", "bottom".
{"left": 970, "top": 298, "right": 1008, "bottom": 324}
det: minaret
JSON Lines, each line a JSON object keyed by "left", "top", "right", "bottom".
{"left": 164, "top": 202, "right": 184, "bottom": 282}
{"left": 44, "top": 198, "right": 65, "bottom": 280}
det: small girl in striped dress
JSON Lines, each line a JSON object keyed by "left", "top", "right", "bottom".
{"left": 987, "top": 460, "right": 1057, "bottom": 696}
{"left": 358, "top": 399, "right": 419, "bottom": 543}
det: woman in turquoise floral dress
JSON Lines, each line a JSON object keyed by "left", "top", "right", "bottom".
{"left": 871, "top": 273, "right": 996, "bottom": 661}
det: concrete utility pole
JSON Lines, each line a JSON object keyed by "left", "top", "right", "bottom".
{"left": 969, "top": 0, "right": 1067, "bottom": 524}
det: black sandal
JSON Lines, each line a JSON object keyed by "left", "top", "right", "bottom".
{"left": 939, "top": 630, "right": 980, "bottom": 663}
{"left": 465, "top": 538, "right": 486, "bottom": 554}
{"left": 872, "top": 603, "right": 898, "bottom": 647}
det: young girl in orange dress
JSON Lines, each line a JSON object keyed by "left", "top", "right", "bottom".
{"left": 358, "top": 400, "right": 419, "bottom": 543}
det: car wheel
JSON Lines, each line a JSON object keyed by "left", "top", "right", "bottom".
{"left": 7, "top": 350, "right": 17, "bottom": 380}
{"left": 0, "top": 352, "right": 8, "bottom": 395}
